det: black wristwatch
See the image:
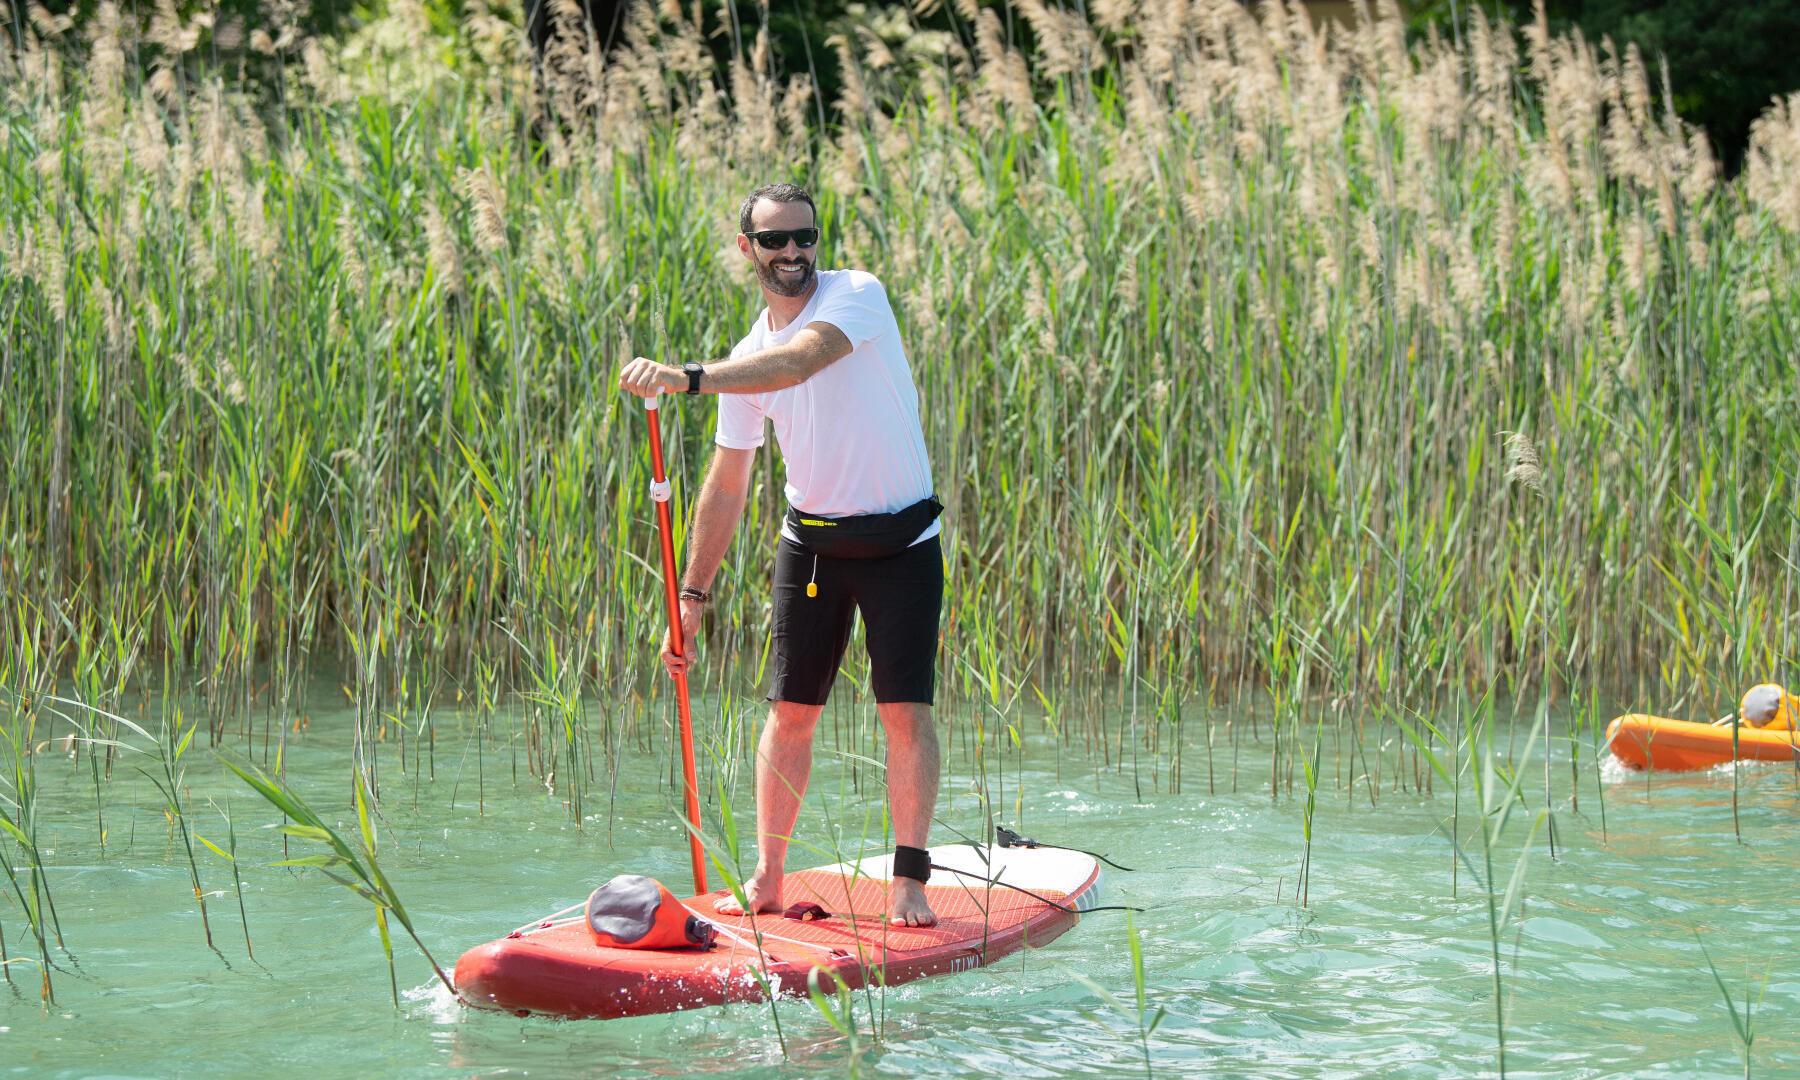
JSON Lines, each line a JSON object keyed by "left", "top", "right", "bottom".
{"left": 683, "top": 362, "right": 704, "bottom": 395}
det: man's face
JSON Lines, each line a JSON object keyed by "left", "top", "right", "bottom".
{"left": 739, "top": 199, "right": 817, "bottom": 298}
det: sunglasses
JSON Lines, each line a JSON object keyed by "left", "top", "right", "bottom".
{"left": 746, "top": 228, "right": 820, "bottom": 250}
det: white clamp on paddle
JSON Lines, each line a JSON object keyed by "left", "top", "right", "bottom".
{"left": 644, "top": 391, "right": 673, "bottom": 503}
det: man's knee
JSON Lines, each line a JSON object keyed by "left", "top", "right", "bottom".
{"left": 767, "top": 700, "right": 823, "bottom": 740}
{"left": 877, "top": 702, "right": 935, "bottom": 743}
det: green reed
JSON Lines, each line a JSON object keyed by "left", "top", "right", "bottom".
{"left": 223, "top": 754, "right": 456, "bottom": 1004}
{"left": 197, "top": 796, "right": 254, "bottom": 959}
{"left": 805, "top": 967, "right": 864, "bottom": 1078}
{"left": 704, "top": 772, "right": 790, "bottom": 1054}
{"left": 1062, "top": 912, "right": 1166, "bottom": 1080}
{"left": 0, "top": 684, "right": 59, "bottom": 1003}
{"left": 1471, "top": 718, "right": 1549, "bottom": 1079}
{"left": 1697, "top": 935, "right": 1767, "bottom": 1080}
{"left": 1399, "top": 689, "right": 1546, "bottom": 1077}
{"left": 138, "top": 701, "right": 216, "bottom": 949}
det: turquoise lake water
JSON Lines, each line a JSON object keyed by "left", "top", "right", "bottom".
{"left": 5, "top": 700, "right": 1799, "bottom": 1079}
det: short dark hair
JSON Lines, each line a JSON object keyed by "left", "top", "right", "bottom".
{"left": 739, "top": 183, "right": 816, "bottom": 234}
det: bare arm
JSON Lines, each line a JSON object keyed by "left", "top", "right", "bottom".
{"left": 661, "top": 445, "right": 756, "bottom": 676}
{"left": 618, "top": 322, "right": 853, "bottom": 398}
{"left": 701, "top": 322, "right": 852, "bottom": 393}
{"left": 681, "top": 446, "right": 756, "bottom": 593}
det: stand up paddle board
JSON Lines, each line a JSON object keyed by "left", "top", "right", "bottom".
{"left": 455, "top": 841, "right": 1103, "bottom": 1019}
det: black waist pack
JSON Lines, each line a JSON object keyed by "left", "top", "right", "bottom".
{"left": 785, "top": 496, "right": 944, "bottom": 559}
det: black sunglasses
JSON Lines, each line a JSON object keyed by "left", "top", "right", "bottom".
{"left": 746, "top": 228, "right": 820, "bottom": 250}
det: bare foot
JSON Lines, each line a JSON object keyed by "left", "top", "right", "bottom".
{"left": 889, "top": 876, "right": 937, "bottom": 927}
{"left": 714, "top": 871, "right": 784, "bottom": 916}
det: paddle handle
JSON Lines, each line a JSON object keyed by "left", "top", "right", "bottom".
{"left": 645, "top": 393, "right": 709, "bottom": 894}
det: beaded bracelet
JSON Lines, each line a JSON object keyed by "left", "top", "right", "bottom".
{"left": 678, "top": 586, "right": 711, "bottom": 604}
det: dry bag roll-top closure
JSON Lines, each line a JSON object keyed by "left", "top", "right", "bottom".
{"left": 586, "top": 875, "right": 717, "bottom": 950}
{"left": 786, "top": 496, "right": 943, "bottom": 559}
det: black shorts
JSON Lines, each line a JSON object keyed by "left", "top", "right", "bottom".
{"left": 768, "top": 534, "right": 943, "bottom": 706}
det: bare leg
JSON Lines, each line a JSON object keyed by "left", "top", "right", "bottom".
{"left": 878, "top": 701, "right": 939, "bottom": 926}
{"left": 715, "top": 700, "right": 821, "bottom": 915}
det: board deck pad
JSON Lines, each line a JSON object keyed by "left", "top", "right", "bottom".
{"left": 455, "top": 843, "right": 1103, "bottom": 1020}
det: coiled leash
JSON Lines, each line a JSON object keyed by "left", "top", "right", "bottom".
{"left": 993, "top": 825, "right": 1137, "bottom": 872}
{"left": 924, "top": 827, "right": 1144, "bottom": 916}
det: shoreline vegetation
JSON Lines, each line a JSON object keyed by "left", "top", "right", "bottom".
{"left": 4, "top": 0, "right": 1795, "bottom": 750}
{"left": 0, "top": 0, "right": 1796, "bottom": 1059}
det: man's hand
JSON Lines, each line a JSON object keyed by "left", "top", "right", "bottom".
{"left": 618, "top": 356, "right": 686, "bottom": 398}
{"left": 660, "top": 597, "right": 703, "bottom": 677}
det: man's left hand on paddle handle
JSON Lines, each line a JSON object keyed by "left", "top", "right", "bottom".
{"left": 618, "top": 356, "right": 685, "bottom": 398}
{"left": 659, "top": 596, "right": 702, "bottom": 678}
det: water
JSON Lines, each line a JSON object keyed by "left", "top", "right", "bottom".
{"left": 6, "top": 703, "right": 1800, "bottom": 1079}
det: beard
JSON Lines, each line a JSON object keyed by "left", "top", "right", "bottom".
{"left": 754, "top": 251, "right": 816, "bottom": 297}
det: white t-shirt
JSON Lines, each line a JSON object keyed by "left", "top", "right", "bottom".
{"left": 715, "top": 269, "right": 939, "bottom": 545}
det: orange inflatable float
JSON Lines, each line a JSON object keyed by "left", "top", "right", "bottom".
{"left": 1607, "top": 711, "right": 1800, "bottom": 771}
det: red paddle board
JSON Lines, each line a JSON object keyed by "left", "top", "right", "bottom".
{"left": 454, "top": 843, "right": 1103, "bottom": 1019}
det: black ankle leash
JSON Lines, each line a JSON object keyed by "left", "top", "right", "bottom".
{"left": 913, "top": 825, "right": 1142, "bottom": 915}
{"left": 926, "top": 861, "right": 1145, "bottom": 915}
{"left": 995, "top": 825, "right": 1137, "bottom": 872}
{"left": 893, "top": 844, "right": 933, "bottom": 883}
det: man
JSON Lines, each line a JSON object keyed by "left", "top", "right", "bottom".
{"left": 616, "top": 183, "right": 943, "bottom": 927}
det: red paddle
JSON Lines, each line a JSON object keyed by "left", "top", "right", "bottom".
{"left": 644, "top": 392, "right": 708, "bottom": 894}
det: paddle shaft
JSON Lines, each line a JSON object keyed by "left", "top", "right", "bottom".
{"left": 644, "top": 394, "right": 708, "bottom": 894}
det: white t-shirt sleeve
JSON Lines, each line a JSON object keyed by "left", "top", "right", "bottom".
{"left": 715, "top": 338, "right": 768, "bottom": 449}
{"left": 811, "top": 273, "right": 892, "bottom": 347}
{"left": 715, "top": 391, "right": 766, "bottom": 449}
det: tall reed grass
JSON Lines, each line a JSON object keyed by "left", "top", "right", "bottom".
{"left": 4, "top": 0, "right": 1796, "bottom": 811}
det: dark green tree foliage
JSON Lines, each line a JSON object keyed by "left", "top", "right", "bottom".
{"left": 29, "top": 0, "right": 1789, "bottom": 171}
{"left": 521, "top": 0, "right": 1800, "bottom": 170}
{"left": 26, "top": 0, "right": 363, "bottom": 49}
{"left": 1415, "top": 0, "right": 1800, "bottom": 171}
{"left": 529, "top": 0, "right": 977, "bottom": 124}
{"left": 1578, "top": 0, "right": 1800, "bottom": 169}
